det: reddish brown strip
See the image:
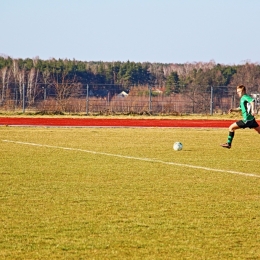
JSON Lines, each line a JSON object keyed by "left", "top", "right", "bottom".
{"left": 0, "top": 117, "right": 241, "bottom": 128}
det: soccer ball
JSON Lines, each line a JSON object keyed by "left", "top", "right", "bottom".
{"left": 173, "top": 142, "right": 183, "bottom": 151}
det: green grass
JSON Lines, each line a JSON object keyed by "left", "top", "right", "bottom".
{"left": 0, "top": 126, "right": 260, "bottom": 259}
{"left": 1, "top": 112, "right": 258, "bottom": 120}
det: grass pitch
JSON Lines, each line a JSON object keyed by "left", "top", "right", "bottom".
{"left": 0, "top": 126, "right": 260, "bottom": 259}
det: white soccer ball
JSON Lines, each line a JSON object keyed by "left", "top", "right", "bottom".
{"left": 173, "top": 142, "right": 183, "bottom": 151}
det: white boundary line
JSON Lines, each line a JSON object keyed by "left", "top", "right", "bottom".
{"left": 2, "top": 139, "right": 260, "bottom": 179}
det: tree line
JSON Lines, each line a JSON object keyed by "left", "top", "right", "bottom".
{"left": 0, "top": 55, "right": 260, "bottom": 104}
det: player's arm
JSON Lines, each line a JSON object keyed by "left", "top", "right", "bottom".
{"left": 250, "top": 100, "right": 257, "bottom": 116}
{"left": 229, "top": 107, "right": 241, "bottom": 113}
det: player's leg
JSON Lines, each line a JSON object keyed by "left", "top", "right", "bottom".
{"left": 250, "top": 119, "right": 260, "bottom": 134}
{"left": 227, "top": 122, "right": 240, "bottom": 145}
{"left": 253, "top": 125, "right": 260, "bottom": 134}
{"left": 229, "top": 122, "right": 241, "bottom": 131}
{"left": 221, "top": 122, "right": 241, "bottom": 149}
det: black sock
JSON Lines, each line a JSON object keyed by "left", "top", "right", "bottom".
{"left": 227, "top": 131, "right": 235, "bottom": 145}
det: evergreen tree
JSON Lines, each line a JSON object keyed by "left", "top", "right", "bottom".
{"left": 165, "top": 72, "right": 180, "bottom": 95}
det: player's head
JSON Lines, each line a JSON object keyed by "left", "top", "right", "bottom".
{"left": 236, "top": 85, "right": 246, "bottom": 97}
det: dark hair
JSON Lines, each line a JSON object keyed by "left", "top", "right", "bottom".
{"left": 237, "top": 85, "right": 246, "bottom": 93}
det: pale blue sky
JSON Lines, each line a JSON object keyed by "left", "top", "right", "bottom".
{"left": 1, "top": 0, "right": 260, "bottom": 64}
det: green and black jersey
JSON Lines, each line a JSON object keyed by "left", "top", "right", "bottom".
{"left": 240, "top": 94, "right": 255, "bottom": 123}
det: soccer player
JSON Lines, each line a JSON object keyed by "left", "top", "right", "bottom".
{"left": 221, "top": 84, "right": 260, "bottom": 149}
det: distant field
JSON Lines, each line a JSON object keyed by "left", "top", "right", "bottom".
{"left": 1, "top": 126, "right": 260, "bottom": 259}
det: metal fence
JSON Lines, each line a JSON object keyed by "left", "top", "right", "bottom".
{"left": 0, "top": 84, "right": 259, "bottom": 115}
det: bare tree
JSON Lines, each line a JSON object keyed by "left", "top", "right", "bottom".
{"left": 0, "top": 67, "right": 7, "bottom": 103}
{"left": 11, "top": 60, "right": 20, "bottom": 104}
{"left": 27, "top": 68, "right": 35, "bottom": 105}
{"left": 0, "top": 67, "right": 13, "bottom": 107}
{"left": 230, "top": 63, "right": 260, "bottom": 92}
{"left": 183, "top": 84, "right": 211, "bottom": 113}
{"left": 50, "top": 70, "right": 80, "bottom": 111}
{"left": 18, "top": 69, "right": 25, "bottom": 102}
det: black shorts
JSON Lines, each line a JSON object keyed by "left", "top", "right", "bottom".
{"left": 236, "top": 119, "right": 259, "bottom": 129}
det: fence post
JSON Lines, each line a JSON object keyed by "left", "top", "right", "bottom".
{"left": 44, "top": 84, "right": 47, "bottom": 100}
{"left": 148, "top": 85, "right": 152, "bottom": 113}
{"left": 15, "top": 88, "right": 18, "bottom": 109}
{"left": 107, "top": 91, "right": 110, "bottom": 108}
{"left": 86, "top": 84, "right": 89, "bottom": 115}
{"left": 210, "top": 86, "right": 213, "bottom": 115}
{"left": 22, "top": 83, "right": 25, "bottom": 113}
